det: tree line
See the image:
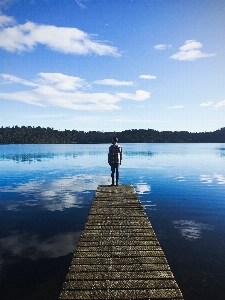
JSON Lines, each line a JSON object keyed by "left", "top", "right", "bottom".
{"left": 0, "top": 126, "right": 225, "bottom": 144}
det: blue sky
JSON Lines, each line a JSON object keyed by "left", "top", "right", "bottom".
{"left": 0, "top": 0, "right": 224, "bottom": 132}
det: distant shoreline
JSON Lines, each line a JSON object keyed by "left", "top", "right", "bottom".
{"left": 0, "top": 126, "right": 225, "bottom": 144}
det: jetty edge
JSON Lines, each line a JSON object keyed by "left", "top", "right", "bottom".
{"left": 59, "top": 184, "right": 183, "bottom": 299}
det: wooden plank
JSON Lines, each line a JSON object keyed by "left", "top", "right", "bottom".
{"left": 59, "top": 184, "right": 183, "bottom": 299}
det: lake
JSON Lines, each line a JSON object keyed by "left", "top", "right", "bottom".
{"left": 0, "top": 143, "right": 225, "bottom": 300}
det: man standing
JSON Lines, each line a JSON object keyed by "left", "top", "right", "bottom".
{"left": 108, "top": 137, "right": 122, "bottom": 186}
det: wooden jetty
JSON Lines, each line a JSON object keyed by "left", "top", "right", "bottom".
{"left": 59, "top": 184, "right": 183, "bottom": 299}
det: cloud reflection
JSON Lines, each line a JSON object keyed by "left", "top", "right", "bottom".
{"left": 175, "top": 174, "right": 185, "bottom": 181}
{"left": 214, "top": 174, "right": 225, "bottom": 184}
{"left": 134, "top": 181, "right": 154, "bottom": 209}
{"left": 0, "top": 231, "right": 81, "bottom": 260}
{"left": 135, "top": 183, "right": 151, "bottom": 194}
{"left": 1, "top": 174, "right": 110, "bottom": 211}
{"left": 143, "top": 204, "right": 156, "bottom": 210}
{"left": 200, "top": 175, "right": 213, "bottom": 184}
{"left": 172, "top": 220, "right": 213, "bottom": 241}
{"left": 200, "top": 174, "right": 225, "bottom": 185}
{"left": 218, "top": 147, "right": 225, "bottom": 158}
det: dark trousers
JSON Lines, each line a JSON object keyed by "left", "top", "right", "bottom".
{"left": 111, "top": 163, "right": 119, "bottom": 185}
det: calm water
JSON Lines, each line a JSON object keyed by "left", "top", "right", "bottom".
{"left": 0, "top": 143, "right": 225, "bottom": 300}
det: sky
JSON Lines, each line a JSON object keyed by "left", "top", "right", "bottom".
{"left": 0, "top": 0, "right": 225, "bottom": 133}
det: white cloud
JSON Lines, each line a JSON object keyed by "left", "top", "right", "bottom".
{"left": 180, "top": 40, "right": 202, "bottom": 52}
{"left": 213, "top": 100, "right": 225, "bottom": 109}
{"left": 0, "top": 72, "right": 87, "bottom": 91}
{"left": 139, "top": 75, "right": 157, "bottom": 80}
{"left": 200, "top": 102, "right": 213, "bottom": 107}
{"left": 37, "top": 73, "right": 88, "bottom": 91}
{"left": 93, "top": 78, "right": 135, "bottom": 86}
{"left": 170, "top": 40, "right": 215, "bottom": 61}
{"left": 0, "top": 73, "right": 150, "bottom": 110}
{"left": 154, "top": 44, "right": 171, "bottom": 50}
{"left": 0, "top": 73, "right": 38, "bottom": 87}
{"left": 0, "top": 14, "right": 15, "bottom": 26}
{"left": 0, "top": 87, "right": 121, "bottom": 110}
{"left": 116, "top": 90, "right": 150, "bottom": 101}
{"left": 0, "top": 15, "right": 120, "bottom": 56}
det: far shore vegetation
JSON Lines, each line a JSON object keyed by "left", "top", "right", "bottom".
{"left": 0, "top": 126, "right": 225, "bottom": 144}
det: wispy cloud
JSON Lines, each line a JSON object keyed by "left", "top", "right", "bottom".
{"left": 116, "top": 90, "right": 150, "bottom": 101}
{"left": 213, "top": 100, "right": 225, "bottom": 109}
{"left": 0, "top": 86, "right": 121, "bottom": 110}
{"left": 0, "top": 72, "right": 89, "bottom": 91}
{"left": 93, "top": 78, "right": 135, "bottom": 86}
{"left": 75, "top": 0, "right": 87, "bottom": 9}
{"left": 200, "top": 100, "right": 225, "bottom": 109}
{"left": 200, "top": 101, "right": 213, "bottom": 107}
{"left": 0, "top": 0, "right": 16, "bottom": 10}
{"left": 0, "top": 14, "right": 15, "bottom": 26}
{"left": 0, "top": 73, "right": 38, "bottom": 87}
{"left": 37, "top": 73, "right": 88, "bottom": 91}
{"left": 154, "top": 44, "right": 171, "bottom": 50}
{"left": 139, "top": 75, "right": 157, "bottom": 80}
{"left": 0, "top": 14, "right": 120, "bottom": 56}
{"left": 0, "top": 73, "right": 150, "bottom": 111}
{"left": 170, "top": 40, "right": 215, "bottom": 61}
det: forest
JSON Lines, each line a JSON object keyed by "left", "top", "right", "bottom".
{"left": 0, "top": 126, "right": 225, "bottom": 144}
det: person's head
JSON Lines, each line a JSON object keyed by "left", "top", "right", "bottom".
{"left": 112, "top": 136, "right": 118, "bottom": 144}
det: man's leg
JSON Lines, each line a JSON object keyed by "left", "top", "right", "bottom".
{"left": 115, "top": 164, "right": 119, "bottom": 185}
{"left": 111, "top": 164, "right": 115, "bottom": 185}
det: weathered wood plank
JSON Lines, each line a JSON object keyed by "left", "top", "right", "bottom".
{"left": 59, "top": 184, "right": 183, "bottom": 299}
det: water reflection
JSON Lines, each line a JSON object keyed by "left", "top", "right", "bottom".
{"left": 0, "top": 231, "right": 81, "bottom": 260}
{"left": 124, "top": 150, "right": 155, "bottom": 157}
{"left": 175, "top": 174, "right": 185, "bottom": 181}
{"left": 214, "top": 174, "right": 225, "bottom": 184}
{"left": 218, "top": 147, "right": 225, "bottom": 158}
{"left": 142, "top": 202, "right": 156, "bottom": 210}
{"left": 135, "top": 183, "right": 151, "bottom": 194}
{"left": 200, "top": 174, "right": 225, "bottom": 185}
{"left": 0, "top": 152, "right": 56, "bottom": 163}
{"left": 0, "top": 145, "right": 107, "bottom": 163}
{"left": 172, "top": 220, "right": 214, "bottom": 241}
{"left": 200, "top": 175, "right": 213, "bottom": 184}
{"left": 0, "top": 174, "right": 110, "bottom": 211}
{"left": 0, "top": 143, "right": 225, "bottom": 300}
